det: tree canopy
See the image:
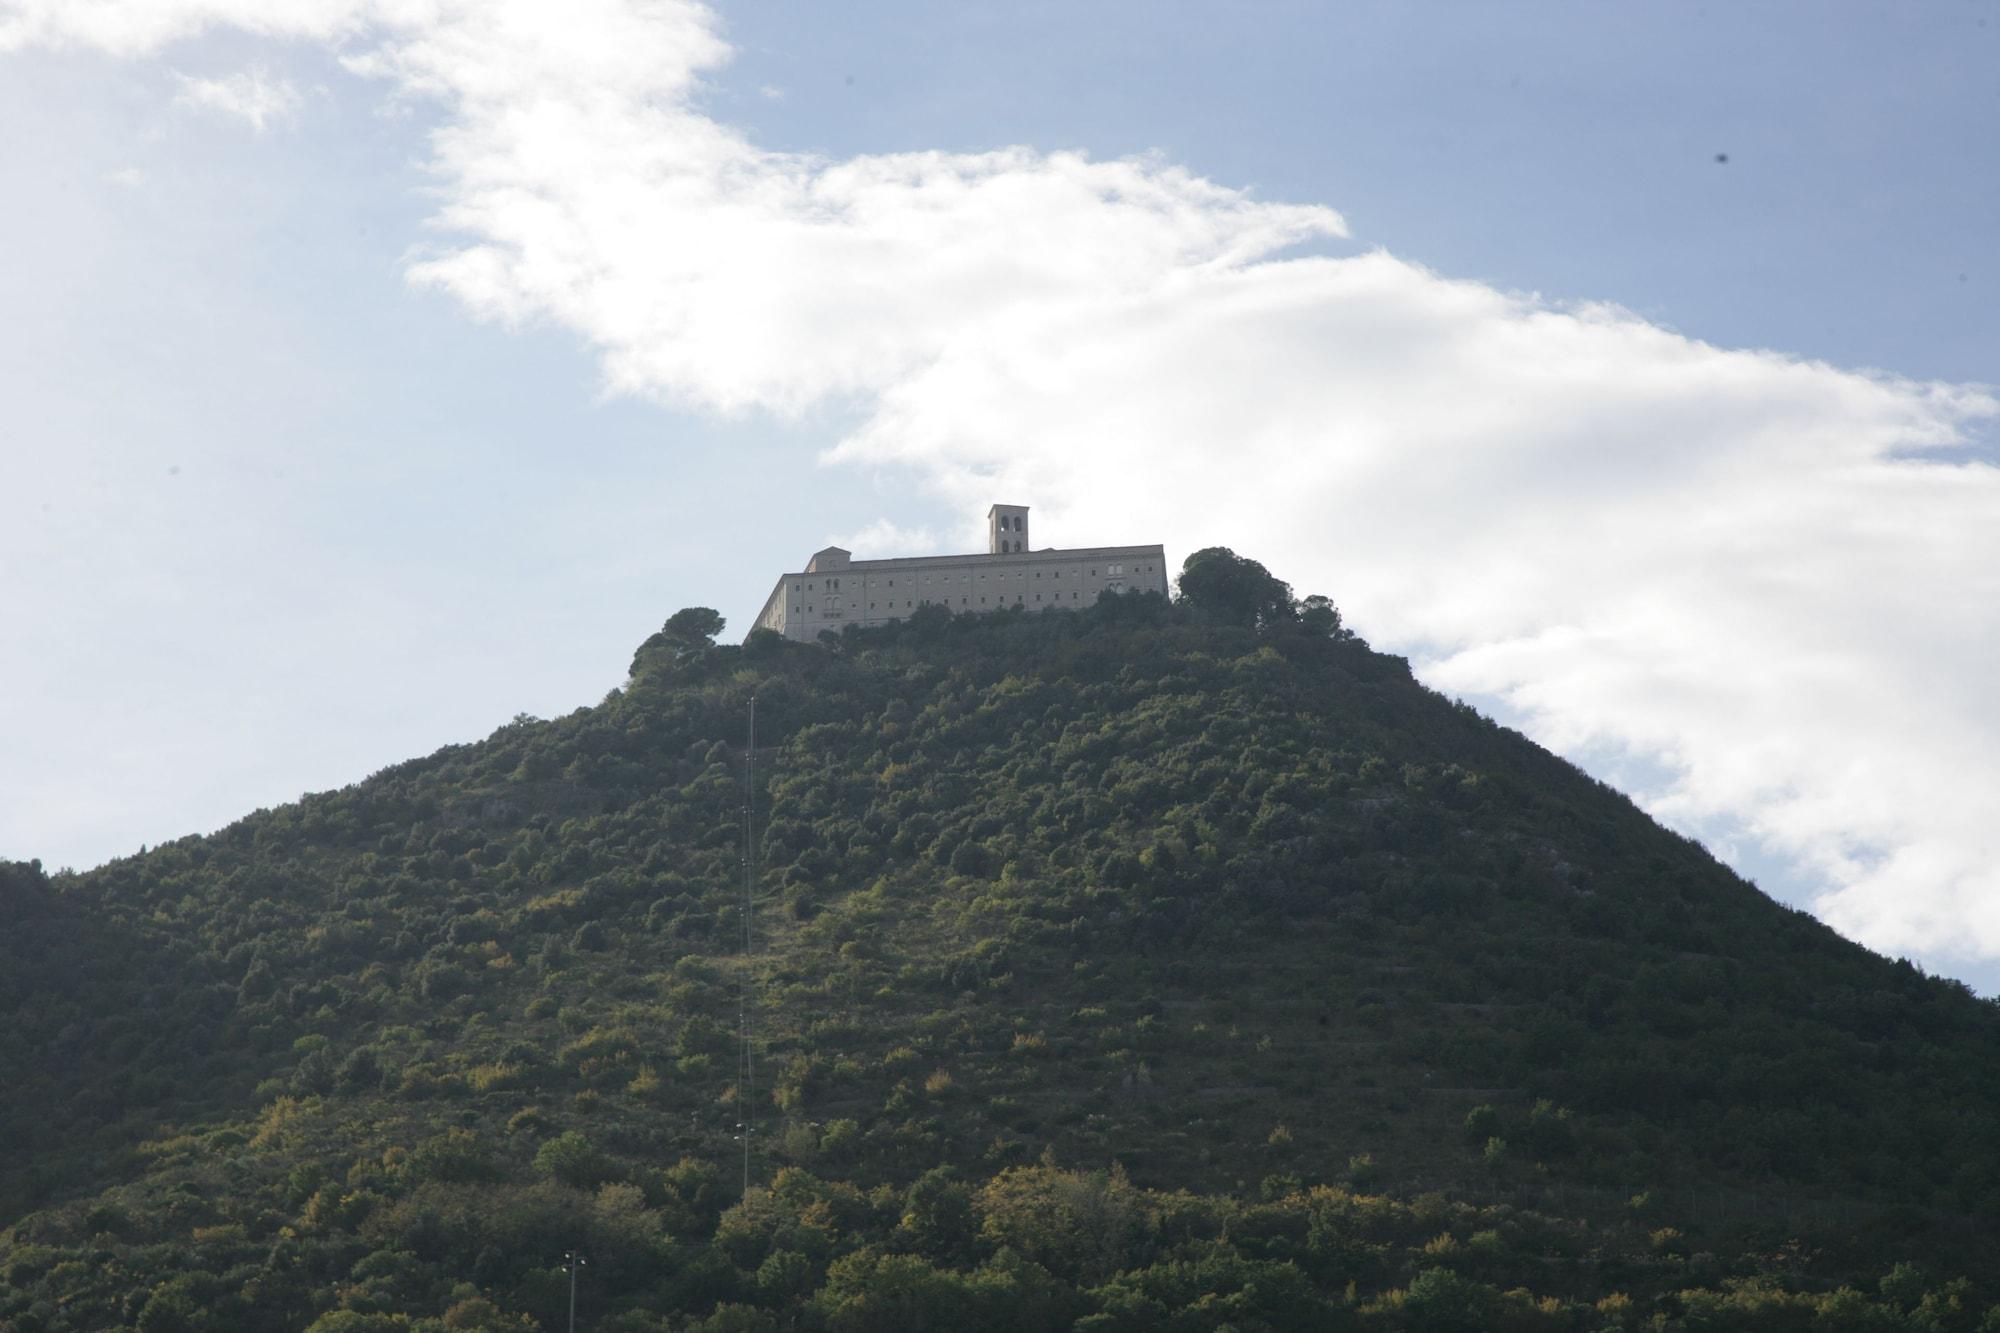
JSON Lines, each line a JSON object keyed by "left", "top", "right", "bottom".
{"left": 1176, "top": 547, "right": 1296, "bottom": 629}
{"left": 630, "top": 606, "right": 727, "bottom": 677}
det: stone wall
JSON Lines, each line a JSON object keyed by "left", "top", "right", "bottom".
{"left": 753, "top": 543, "right": 1169, "bottom": 642}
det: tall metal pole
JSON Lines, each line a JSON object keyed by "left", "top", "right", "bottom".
{"left": 564, "top": 1249, "right": 585, "bottom": 1333}
{"left": 741, "top": 695, "right": 757, "bottom": 1195}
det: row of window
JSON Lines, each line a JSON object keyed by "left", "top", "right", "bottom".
{"left": 788, "top": 590, "right": 1095, "bottom": 618}
{"left": 791, "top": 562, "right": 1153, "bottom": 595}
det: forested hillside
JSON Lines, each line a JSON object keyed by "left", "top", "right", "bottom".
{"left": 4, "top": 550, "right": 1998, "bottom": 1331}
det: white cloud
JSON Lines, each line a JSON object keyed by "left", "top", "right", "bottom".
{"left": 173, "top": 66, "right": 301, "bottom": 130}
{"left": 0, "top": 0, "right": 362, "bottom": 57}
{"left": 828, "top": 518, "right": 940, "bottom": 561}
{"left": 8, "top": 0, "right": 2000, "bottom": 972}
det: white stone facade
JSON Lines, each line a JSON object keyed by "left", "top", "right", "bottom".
{"left": 751, "top": 505, "right": 1168, "bottom": 642}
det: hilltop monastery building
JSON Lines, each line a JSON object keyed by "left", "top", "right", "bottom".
{"left": 752, "top": 505, "right": 1168, "bottom": 642}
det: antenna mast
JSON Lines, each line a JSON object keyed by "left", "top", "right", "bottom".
{"left": 739, "top": 695, "right": 758, "bottom": 1195}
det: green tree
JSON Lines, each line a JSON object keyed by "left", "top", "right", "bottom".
{"left": 1175, "top": 548, "right": 1295, "bottom": 630}
{"left": 534, "top": 1130, "right": 615, "bottom": 1190}
{"left": 976, "top": 1161, "right": 1154, "bottom": 1285}
{"left": 1462, "top": 1104, "right": 1500, "bottom": 1145}
{"left": 1399, "top": 1266, "right": 1501, "bottom": 1332}
{"left": 897, "top": 1166, "right": 976, "bottom": 1262}
{"left": 631, "top": 606, "right": 727, "bottom": 676}
{"left": 813, "top": 1249, "right": 978, "bottom": 1333}
{"left": 1296, "top": 593, "right": 1351, "bottom": 639}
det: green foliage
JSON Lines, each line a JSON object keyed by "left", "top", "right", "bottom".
{"left": 977, "top": 1161, "right": 1155, "bottom": 1285}
{"left": 409, "top": 1129, "right": 502, "bottom": 1185}
{"left": 631, "top": 606, "right": 727, "bottom": 678}
{"left": 532, "top": 1131, "right": 614, "bottom": 1190}
{"left": 1462, "top": 1104, "right": 1499, "bottom": 1145}
{"left": 1090, "top": 1248, "right": 1328, "bottom": 1330}
{"left": 1395, "top": 1265, "right": 1503, "bottom": 1331}
{"left": 1176, "top": 547, "right": 1296, "bottom": 629}
{"left": 3, "top": 560, "right": 1999, "bottom": 1329}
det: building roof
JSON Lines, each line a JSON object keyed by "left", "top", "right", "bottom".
{"left": 775, "top": 543, "right": 1164, "bottom": 579}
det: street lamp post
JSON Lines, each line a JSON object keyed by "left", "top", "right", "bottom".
{"left": 562, "top": 1248, "right": 586, "bottom": 1333}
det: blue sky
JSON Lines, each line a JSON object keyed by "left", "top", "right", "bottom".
{"left": 1, "top": 1, "right": 1996, "bottom": 990}
{"left": 721, "top": 2, "right": 1998, "bottom": 383}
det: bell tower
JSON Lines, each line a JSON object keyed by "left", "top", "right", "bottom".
{"left": 988, "top": 504, "right": 1029, "bottom": 555}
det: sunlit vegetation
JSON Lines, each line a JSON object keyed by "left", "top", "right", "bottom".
{"left": 3, "top": 549, "right": 1998, "bottom": 1329}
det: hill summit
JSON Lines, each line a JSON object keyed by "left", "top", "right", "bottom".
{"left": 4, "top": 549, "right": 1999, "bottom": 1332}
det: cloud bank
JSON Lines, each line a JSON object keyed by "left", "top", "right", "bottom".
{"left": 7, "top": 0, "right": 1998, "bottom": 968}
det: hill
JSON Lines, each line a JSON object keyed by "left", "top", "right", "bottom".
{"left": 4, "top": 550, "right": 1999, "bottom": 1331}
